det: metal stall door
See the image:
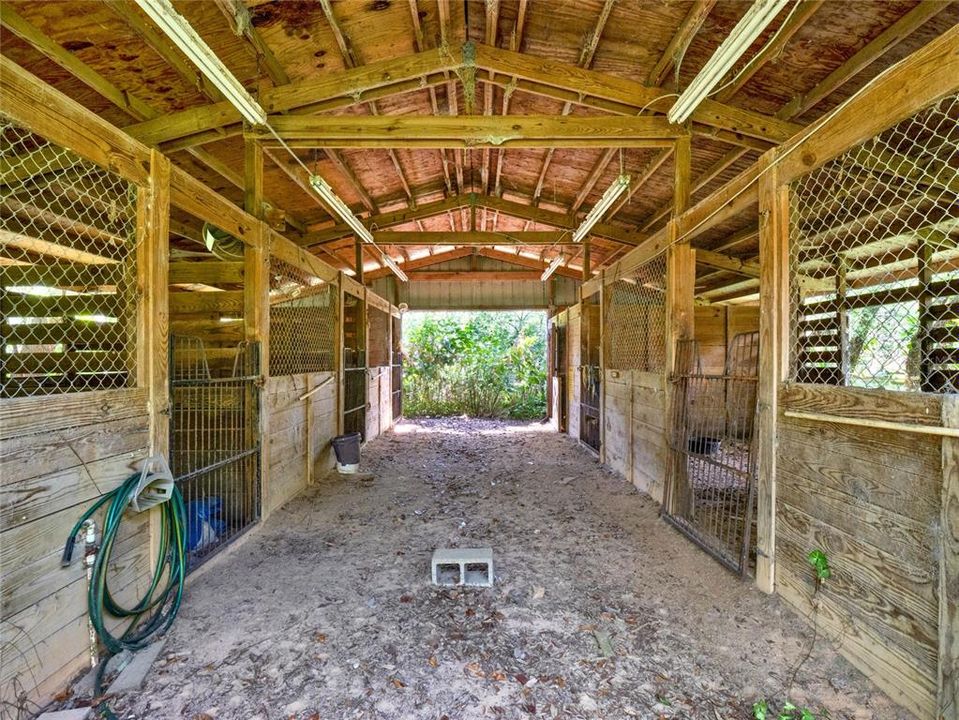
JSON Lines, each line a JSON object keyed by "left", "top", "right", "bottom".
{"left": 580, "top": 297, "right": 602, "bottom": 452}
{"left": 342, "top": 292, "right": 367, "bottom": 438}
{"left": 554, "top": 323, "right": 568, "bottom": 432}
{"left": 664, "top": 332, "right": 760, "bottom": 575}
{"left": 392, "top": 314, "right": 403, "bottom": 420}
{"left": 169, "top": 336, "right": 261, "bottom": 569}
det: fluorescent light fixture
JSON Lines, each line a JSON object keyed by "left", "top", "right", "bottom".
{"left": 309, "top": 174, "right": 374, "bottom": 244}
{"left": 667, "top": 0, "right": 790, "bottom": 124}
{"left": 134, "top": 0, "right": 267, "bottom": 126}
{"left": 541, "top": 255, "right": 565, "bottom": 282}
{"left": 572, "top": 174, "right": 630, "bottom": 243}
{"left": 381, "top": 253, "right": 409, "bottom": 283}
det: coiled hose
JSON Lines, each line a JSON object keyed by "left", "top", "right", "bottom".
{"left": 62, "top": 472, "right": 188, "bottom": 708}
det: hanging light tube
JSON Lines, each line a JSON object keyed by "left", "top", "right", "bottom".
{"left": 309, "top": 174, "right": 374, "bottom": 244}
{"left": 540, "top": 255, "right": 565, "bottom": 282}
{"left": 667, "top": 0, "right": 790, "bottom": 125}
{"left": 572, "top": 173, "right": 631, "bottom": 243}
{"left": 381, "top": 253, "right": 409, "bottom": 283}
{"left": 134, "top": 0, "right": 267, "bottom": 126}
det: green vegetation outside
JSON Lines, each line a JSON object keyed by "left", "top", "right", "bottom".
{"left": 402, "top": 311, "right": 547, "bottom": 419}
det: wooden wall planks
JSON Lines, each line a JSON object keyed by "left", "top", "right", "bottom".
{"left": 0, "top": 388, "right": 153, "bottom": 710}
{"left": 776, "top": 386, "right": 944, "bottom": 718}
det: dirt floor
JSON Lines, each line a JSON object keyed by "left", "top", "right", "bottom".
{"left": 107, "top": 418, "right": 913, "bottom": 720}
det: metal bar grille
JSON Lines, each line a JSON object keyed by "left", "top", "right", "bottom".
{"left": 391, "top": 314, "right": 402, "bottom": 419}
{"left": 665, "top": 333, "right": 759, "bottom": 575}
{"left": 1, "top": 116, "right": 140, "bottom": 398}
{"left": 268, "top": 257, "right": 337, "bottom": 376}
{"left": 789, "top": 92, "right": 959, "bottom": 393}
{"left": 367, "top": 304, "right": 390, "bottom": 368}
{"left": 580, "top": 294, "right": 601, "bottom": 452}
{"left": 170, "top": 335, "right": 261, "bottom": 569}
{"left": 342, "top": 291, "right": 367, "bottom": 437}
{"left": 605, "top": 255, "right": 667, "bottom": 371}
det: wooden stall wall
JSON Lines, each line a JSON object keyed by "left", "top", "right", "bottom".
{"left": 264, "top": 372, "right": 337, "bottom": 515}
{"left": 775, "top": 386, "right": 944, "bottom": 717}
{"left": 0, "top": 391, "right": 155, "bottom": 707}
{"left": 365, "top": 293, "right": 394, "bottom": 443}
{"left": 567, "top": 304, "right": 582, "bottom": 442}
{"left": 694, "top": 305, "right": 760, "bottom": 374}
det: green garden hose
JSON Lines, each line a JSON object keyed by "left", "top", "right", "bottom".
{"left": 62, "top": 471, "right": 188, "bottom": 704}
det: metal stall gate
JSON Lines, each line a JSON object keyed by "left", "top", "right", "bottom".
{"left": 665, "top": 332, "right": 759, "bottom": 575}
{"left": 392, "top": 313, "right": 403, "bottom": 420}
{"left": 342, "top": 290, "right": 367, "bottom": 437}
{"left": 580, "top": 295, "right": 602, "bottom": 452}
{"left": 169, "top": 336, "right": 261, "bottom": 569}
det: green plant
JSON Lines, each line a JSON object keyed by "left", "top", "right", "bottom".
{"left": 807, "top": 549, "right": 831, "bottom": 584}
{"left": 753, "top": 700, "right": 816, "bottom": 720}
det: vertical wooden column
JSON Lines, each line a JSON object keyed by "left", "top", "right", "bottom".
{"left": 583, "top": 238, "right": 591, "bottom": 281}
{"left": 598, "top": 275, "right": 606, "bottom": 463}
{"left": 138, "top": 149, "right": 170, "bottom": 572}
{"left": 354, "top": 236, "right": 365, "bottom": 284}
{"left": 756, "top": 159, "right": 789, "bottom": 594}
{"left": 673, "top": 134, "right": 691, "bottom": 214}
{"left": 664, "top": 221, "right": 695, "bottom": 511}
{"left": 940, "top": 396, "right": 959, "bottom": 720}
{"left": 243, "top": 137, "right": 271, "bottom": 516}
{"left": 336, "top": 273, "right": 346, "bottom": 435}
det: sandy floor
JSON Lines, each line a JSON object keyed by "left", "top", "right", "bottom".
{"left": 110, "top": 419, "right": 914, "bottom": 720}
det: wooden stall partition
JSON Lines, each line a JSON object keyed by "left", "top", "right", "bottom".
{"left": 365, "top": 289, "right": 393, "bottom": 442}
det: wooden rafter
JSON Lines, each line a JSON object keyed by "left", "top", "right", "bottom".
{"left": 365, "top": 246, "right": 474, "bottom": 279}
{"left": 531, "top": 0, "right": 616, "bottom": 203}
{"left": 371, "top": 231, "right": 596, "bottom": 246}
{"left": 320, "top": 0, "right": 413, "bottom": 203}
{"left": 491, "top": 0, "right": 529, "bottom": 198}
{"left": 648, "top": 0, "right": 717, "bottom": 87}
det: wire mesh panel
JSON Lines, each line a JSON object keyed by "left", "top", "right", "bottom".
{"left": 269, "top": 257, "right": 337, "bottom": 376}
{"left": 580, "top": 294, "right": 602, "bottom": 452}
{"left": 665, "top": 333, "right": 760, "bottom": 575}
{"left": 170, "top": 336, "right": 261, "bottom": 569}
{"left": 342, "top": 292, "right": 367, "bottom": 438}
{"left": 605, "top": 254, "right": 668, "bottom": 371}
{"left": 789, "top": 92, "right": 959, "bottom": 393}
{"left": 391, "top": 314, "right": 402, "bottom": 419}
{"left": 1, "top": 117, "right": 140, "bottom": 397}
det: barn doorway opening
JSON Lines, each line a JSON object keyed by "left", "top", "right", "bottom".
{"left": 401, "top": 310, "right": 548, "bottom": 420}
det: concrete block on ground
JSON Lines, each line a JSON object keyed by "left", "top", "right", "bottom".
{"left": 106, "top": 641, "right": 166, "bottom": 694}
{"left": 431, "top": 547, "right": 494, "bottom": 587}
{"left": 36, "top": 709, "right": 92, "bottom": 720}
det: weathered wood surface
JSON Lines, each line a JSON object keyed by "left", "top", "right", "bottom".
{"left": 940, "top": 396, "right": 959, "bottom": 719}
{"left": 776, "top": 391, "right": 944, "bottom": 718}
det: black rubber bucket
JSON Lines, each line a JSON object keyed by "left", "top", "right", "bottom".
{"left": 332, "top": 432, "right": 362, "bottom": 472}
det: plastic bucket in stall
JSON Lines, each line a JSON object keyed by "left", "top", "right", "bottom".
{"left": 332, "top": 432, "right": 362, "bottom": 473}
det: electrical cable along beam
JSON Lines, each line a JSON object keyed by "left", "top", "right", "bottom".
{"left": 248, "top": 115, "right": 684, "bottom": 149}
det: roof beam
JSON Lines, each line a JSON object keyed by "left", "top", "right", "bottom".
{"left": 365, "top": 246, "right": 475, "bottom": 279}
{"left": 472, "top": 43, "right": 802, "bottom": 144}
{"left": 252, "top": 115, "right": 682, "bottom": 148}
{"left": 212, "top": 0, "right": 289, "bottom": 86}
{"left": 123, "top": 47, "right": 459, "bottom": 147}
{"left": 648, "top": 0, "right": 717, "bottom": 87}
{"left": 531, "top": 0, "right": 616, "bottom": 203}
{"left": 372, "top": 231, "right": 586, "bottom": 246}
{"left": 477, "top": 247, "right": 581, "bottom": 280}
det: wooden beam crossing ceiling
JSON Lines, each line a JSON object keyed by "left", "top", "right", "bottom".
{"left": 250, "top": 115, "right": 682, "bottom": 148}
{"left": 372, "top": 231, "right": 581, "bottom": 245}
{"left": 301, "top": 194, "right": 645, "bottom": 247}
{"left": 120, "top": 42, "right": 800, "bottom": 151}
{"left": 364, "top": 245, "right": 582, "bottom": 281}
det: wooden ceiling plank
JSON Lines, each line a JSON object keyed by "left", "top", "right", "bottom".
{"left": 530, "top": 0, "right": 616, "bottom": 203}
{"left": 491, "top": 0, "right": 528, "bottom": 198}
{"left": 106, "top": 0, "right": 224, "bottom": 102}
{"left": 212, "top": 0, "right": 290, "bottom": 86}
{"left": 319, "top": 0, "right": 413, "bottom": 204}
{"left": 324, "top": 149, "right": 378, "bottom": 214}
{"left": 648, "top": 0, "right": 717, "bottom": 87}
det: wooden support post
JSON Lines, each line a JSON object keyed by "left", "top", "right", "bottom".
{"left": 138, "top": 149, "right": 170, "bottom": 572}
{"left": 355, "top": 236, "right": 365, "bottom": 283}
{"left": 598, "top": 275, "right": 606, "bottom": 464}
{"left": 941, "top": 396, "right": 959, "bottom": 720}
{"left": 665, "top": 223, "right": 695, "bottom": 512}
{"left": 756, "top": 161, "right": 789, "bottom": 594}
{"left": 673, "top": 134, "right": 691, "bottom": 215}
{"left": 583, "top": 238, "right": 591, "bottom": 281}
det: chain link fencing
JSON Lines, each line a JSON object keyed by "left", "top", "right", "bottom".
{"left": 1, "top": 116, "right": 140, "bottom": 398}
{"left": 268, "top": 256, "right": 337, "bottom": 376}
{"left": 789, "top": 92, "right": 959, "bottom": 393}
{"left": 605, "top": 254, "right": 668, "bottom": 371}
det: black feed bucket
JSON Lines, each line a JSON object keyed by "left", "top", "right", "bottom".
{"left": 332, "top": 432, "right": 362, "bottom": 473}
